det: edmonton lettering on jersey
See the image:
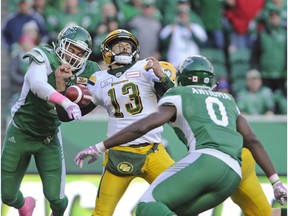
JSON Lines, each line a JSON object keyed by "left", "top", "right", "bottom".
{"left": 111, "top": 79, "right": 129, "bottom": 86}
{"left": 192, "top": 88, "right": 231, "bottom": 100}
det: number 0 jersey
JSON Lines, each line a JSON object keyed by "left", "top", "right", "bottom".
{"left": 87, "top": 59, "right": 164, "bottom": 146}
{"left": 159, "top": 86, "right": 243, "bottom": 164}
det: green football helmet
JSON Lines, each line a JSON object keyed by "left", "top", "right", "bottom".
{"left": 54, "top": 26, "right": 92, "bottom": 71}
{"left": 176, "top": 55, "right": 215, "bottom": 88}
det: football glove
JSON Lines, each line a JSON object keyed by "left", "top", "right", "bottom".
{"left": 272, "top": 181, "right": 287, "bottom": 205}
{"left": 74, "top": 142, "right": 106, "bottom": 168}
{"left": 269, "top": 173, "right": 287, "bottom": 205}
{"left": 61, "top": 98, "right": 82, "bottom": 120}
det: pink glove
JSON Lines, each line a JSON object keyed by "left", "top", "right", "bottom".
{"left": 272, "top": 181, "right": 287, "bottom": 205}
{"left": 61, "top": 98, "right": 82, "bottom": 120}
{"left": 269, "top": 173, "right": 287, "bottom": 205}
{"left": 74, "top": 142, "right": 106, "bottom": 168}
{"left": 65, "top": 104, "right": 82, "bottom": 120}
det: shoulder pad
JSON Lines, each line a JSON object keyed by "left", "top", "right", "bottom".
{"left": 23, "top": 49, "right": 45, "bottom": 64}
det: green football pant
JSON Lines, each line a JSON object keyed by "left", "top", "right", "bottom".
{"left": 1, "top": 123, "right": 68, "bottom": 215}
{"left": 136, "top": 152, "right": 241, "bottom": 216}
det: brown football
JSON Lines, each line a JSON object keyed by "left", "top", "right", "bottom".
{"left": 65, "top": 84, "right": 92, "bottom": 107}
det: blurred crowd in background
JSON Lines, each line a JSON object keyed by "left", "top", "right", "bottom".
{"left": 2, "top": 0, "right": 287, "bottom": 118}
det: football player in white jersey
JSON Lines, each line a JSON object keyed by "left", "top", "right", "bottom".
{"left": 58, "top": 29, "right": 176, "bottom": 216}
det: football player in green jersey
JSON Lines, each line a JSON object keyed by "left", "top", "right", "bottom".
{"left": 74, "top": 55, "right": 287, "bottom": 215}
{"left": 1, "top": 25, "right": 101, "bottom": 216}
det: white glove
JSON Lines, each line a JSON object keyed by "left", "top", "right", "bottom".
{"left": 74, "top": 142, "right": 106, "bottom": 168}
{"left": 272, "top": 181, "right": 287, "bottom": 205}
{"left": 269, "top": 173, "right": 287, "bottom": 205}
{"left": 61, "top": 98, "right": 82, "bottom": 120}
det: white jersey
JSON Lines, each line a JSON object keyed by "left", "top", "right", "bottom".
{"left": 87, "top": 59, "right": 163, "bottom": 146}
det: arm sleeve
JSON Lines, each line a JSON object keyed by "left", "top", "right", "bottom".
{"left": 25, "top": 60, "right": 57, "bottom": 101}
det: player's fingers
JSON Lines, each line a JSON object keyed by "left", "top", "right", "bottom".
{"left": 79, "top": 160, "right": 83, "bottom": 168}
{"left": 75, "top": 158, "right": 83, "bottom": 168}
{"left": 74, "top": 152, "right": 84, "bottom": 162}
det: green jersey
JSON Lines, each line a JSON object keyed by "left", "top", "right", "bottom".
{"left": 11, "top": 45, "right": 100, "bottom": 138}
{"left": 159, "top": 86, "right": 243, "bottom": 163}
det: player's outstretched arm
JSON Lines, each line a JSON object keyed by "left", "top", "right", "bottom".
{"left": 74, "top": 105, "right": 176, "bottom": 167}
{"left": 237, "top": 115, "right": 287, "bottom": 205}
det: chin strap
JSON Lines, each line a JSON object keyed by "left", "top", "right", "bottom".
{"left": 211, "top": 82, "right": 220, "bottom": 90}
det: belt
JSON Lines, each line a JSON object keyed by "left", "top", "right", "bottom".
{"left": 129, "top": 143, "right": 160, "bottom": 154}
{"left": 12, "top": 120, "right": 54, "bottom": 145}
{"left": 129, "top": 143, "right": 151, "bottom": 148}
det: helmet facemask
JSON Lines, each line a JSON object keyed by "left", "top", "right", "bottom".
{"left": 55, "top": 38, "right": 92, "bottom": 71}
{"left": 101, "top": 29, "right": 140, "bottom": 67}
{"left": 109, "top": 39, "right": 139, "bottom": 65}
{"left": 54, "top": 26, "right": 92, "bottom": 71}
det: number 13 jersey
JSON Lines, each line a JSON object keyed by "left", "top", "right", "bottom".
{"left": 87, "top": 59, "right": 164, "bottom": 146}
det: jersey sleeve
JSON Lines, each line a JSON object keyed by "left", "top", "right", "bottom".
{"left": 158, "top": 88, "right": 180, "bottom": 107}
{"left": 87, "top": 72, "right": 100, "bottom": 105}
{"left": 25, "top": 61, "right": 57, "bottom": 101}
{"left": 139, "top": 59, "right": 174, "bottom": 97}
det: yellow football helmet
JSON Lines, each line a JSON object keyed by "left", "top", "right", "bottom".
{"left": 159, "top": 61, "right": 176, "bottom": 83}
{"left": 101, "top": 29, "right": 140, "bottom": 66}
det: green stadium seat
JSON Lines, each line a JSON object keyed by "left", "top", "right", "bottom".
{"left": 200, "top": 48, "right": 227, "bottom": 79}
{"left": 229, "top": 49, "right": 251, "bottom": 80}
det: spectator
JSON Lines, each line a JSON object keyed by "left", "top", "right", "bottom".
{"left": 118, "top": 0, "right": 144, "bottom": 23}
{"left": 2, "top": 0, "right": 48, "bottom": 52}
{"left": 21, "top": 20, "right": 42, "bottom": 45}
{"left": 274, "top": 82, "right": 287, "bottom": 115}
{"left": 193, "top": 0, "right": 226, "bottom": 49}
{"left": 251, "top": 6, "right": 287, "bottom": 92}
{"left": 10, "top": 34, "right": 37, "bottom": 95}
{"left": 32, "top": 0, "right": 60, "bottom": 43}
{"left": 224, "top": 0, "right": 265, "bottom": 51}
{"left": 236, "top": 69, "right": 275, "bottom": 115}
{"left": 56, "top": 0, "right": 95, "bottom": 34}
{"left": 5, "top": 34, "right": 37, "bottom": 123}
{"left": 92, "top": 16, "right": 120, "bottom": 68}
{"left": 127, "top": 0, "right": 162, "bottom": 59}
{"left": 159, "top": 0, "right": 204, "bottom": 27}
{"left": 100, "top": 2, "right": 125, "bottom": 30}
{"left": 159, "top": 6, "right": 207, "bottom": 67}
{"left": 79, "top": 0, "right": 105, "bottom": 37}
{"left": 256, "top": 0, "right": 287, "bottom": 30}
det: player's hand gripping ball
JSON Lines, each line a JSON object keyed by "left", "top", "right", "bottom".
{"left": 65, "top": 84, "right": 92, "bottom": 108}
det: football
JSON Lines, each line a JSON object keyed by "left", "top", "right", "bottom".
{"left": 65, "top": 84, "right": 93, "bottom": 107}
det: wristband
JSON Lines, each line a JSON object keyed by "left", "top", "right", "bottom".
{"left": 269, "top": 173, "right": 280, "bottom": 185}
{"left": 49, "top": 92, "right": 67, "bottom": 105}
{"left": 95, "top": 142, "right": 106, "bottom": 153}
{"left": 160, "top": 75, "right": 167, "bottom": 82}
